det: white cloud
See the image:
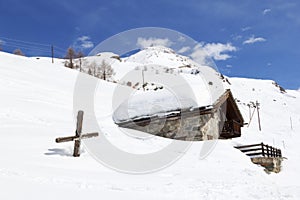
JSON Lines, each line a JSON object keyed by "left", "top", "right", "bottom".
{"left": 178, "top": 46, "right": 190, "bottom": 54}
{"left": 241, "top": 26, "right": 251, "bottom": 32}
{"left": 190, "top": 42, "right": 237, "bottom": 65}
{"left": 136, "top": 37, "right": 173, "bottom": 48}
{"left": 263, "top": 8, "right": 271, "bottom": 15}
{"left": 232, "top": 34, "right": 242, "bottom": 41}
{"left": 226, "top": 64, "right": 233, "bottom": 68}
{"left": 178, "top": 35, "right": 186, "bottom": 42}
{"left": 78, "top": 36, "right": 89, "bottom": 41}
{"left": 75, "top": 35, "right": 94, "bottom": 49}
{"left": 0, "top": 39, "right": 4, "bottom": 45}
{"left": 243, "top": 36, "right": 266, "bottom": 44}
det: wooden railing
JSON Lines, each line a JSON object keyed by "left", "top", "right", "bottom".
{"left": 235, "top": 143, "right": 282, "bottom": 158}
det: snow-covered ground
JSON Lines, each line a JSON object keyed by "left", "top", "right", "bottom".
{"left": 0, "top": 51, "right": 299, "bottom": 199}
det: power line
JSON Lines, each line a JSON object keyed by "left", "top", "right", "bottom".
{"left": 3, "top": 44, "right": 50, "bottom": 53}
{"left": 3, "top": 42, "right": 50, "bottom": 51}
{"left": 0, "top": 36, "right": 50, "bottom": 47}
{"left": 53, "top": 45, "right": 67, "bottom": 52}
{"left": 0, "top": 35, "right": 67, "bottom": 56}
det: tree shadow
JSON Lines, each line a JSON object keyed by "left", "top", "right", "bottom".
{"left": 44, "top": 148, "right": 72, "bottom": 156}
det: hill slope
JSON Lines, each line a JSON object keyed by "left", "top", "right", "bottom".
{"left": 0, "top": 51, "right": 299, "bottom": 199}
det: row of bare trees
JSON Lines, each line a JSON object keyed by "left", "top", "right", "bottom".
{"left": 64, "top": 47, "right": 115, "bottom": 81}
{"left": 1, "top": 46, "right": 115, "bottom": 81}
{"left": 64, "top": 47, "right": 84, "bottom": 69}
{"left": 86, "top": 60, "right": 115, "bottom": 81}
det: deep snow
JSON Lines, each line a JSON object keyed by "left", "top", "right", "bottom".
{"left": 0, "top": 50, "right": 299, "bottom": 199}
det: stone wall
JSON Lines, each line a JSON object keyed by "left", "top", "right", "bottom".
{"left": 251, "top": 157, "right": 283, "bottom": 173}
{"left": 117, "top": 108, "right": 224, "bottom": 141}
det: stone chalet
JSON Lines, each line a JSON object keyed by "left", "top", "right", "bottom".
{"left": 114, "top": 89, "right": 244, "bottom": 141}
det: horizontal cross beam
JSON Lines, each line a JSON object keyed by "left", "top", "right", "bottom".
{"left": 55, "top": 111, "right": 99, "bottom": 157}
{"left": 55, "top": 132, "right": 99, "bottom": 143}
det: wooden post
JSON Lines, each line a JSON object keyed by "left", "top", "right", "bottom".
{"left": 247, "top": 108, "right": 256, "bottom": 127}
{"left": 279, "top": 149, "right": 282, "bottom": 157}
{"left": 51, "top": 45, "right": 54, "bottom": 64}
{"left": 290, "top": 116, "right": 293, "bottom": 130}
{"left": 256, "top": 101, "right": 261, "bottom": 131}
{"left": 55, "top": 110, "right": 98, "bottom": 157}
{"left": 266, "top": 145, "right": 269, "bottom": 157}
{"left": 261, "top": 143, "right": 265, "bottom": 157}
{"left": 73, "top": 111, "right": 83, "bottom": 157}
{"left": 248, "top": 104, "right": 251, "bottom": 121}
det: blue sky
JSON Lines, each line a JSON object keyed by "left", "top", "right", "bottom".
{"left": 0, "top": 0, "right": 299, "bottom": 90}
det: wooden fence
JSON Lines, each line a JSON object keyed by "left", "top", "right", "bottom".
{"left": 235, "top": 143, "right": 282, "bottom": 158}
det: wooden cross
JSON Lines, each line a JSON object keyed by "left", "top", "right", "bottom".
{"left": 55, "top": 110, "right": 98, "bottom": 157}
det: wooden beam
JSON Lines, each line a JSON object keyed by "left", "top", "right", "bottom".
{"left": 56, "top": 136, "right": 78, "bottom": 143}
{"left": 246, "top": 152, "right": 263, "bottom": 157}
{"left": 239, "top": 148, "right": 262, "bottom": 153}
{"left": 55, "top": 132, "right": 98, "bottom": 143}
{"left": 81, "top": 132, "right": 99, "bottom": 139}
{"left": 73, "top": 111, "right": 83, "bottom": 157}
{"left": 234, "top": 143, "right": 262, "bottom": 149}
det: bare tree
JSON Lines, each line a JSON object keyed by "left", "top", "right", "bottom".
{"left": 76, "top": 51, "right": 85, "bottom": 72}
{"left": 64, "top": 47, "right": 76, "bottom": 68}
{"left": 97, "top": 60, "right": 115, "bottom": 81}
{"left": 13, "top": 49, "right": 25, "bottom": 56}
{"left": 88, "top": 61, "right": 97, "bottom": 76}
{"left": 88, "top": 68, "right": 92, "bottom": 75}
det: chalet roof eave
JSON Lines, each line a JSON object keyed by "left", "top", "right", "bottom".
{"left": 115, "top": 105, "right": 214, "bottom": 125}
{"left": 212, "top": 89, "right": 244, "bottom": 125}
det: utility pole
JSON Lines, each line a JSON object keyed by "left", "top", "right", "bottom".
{"left": 256, "top": 101, "right": 261, "bottom": 131}
{"left": 79, "top": 57, "right": 82, "bottom": 72}
{"left": 142, "top": 70, "right": 145, "bottom": 91}
{"left": 51, "top": 45, "right": 54, "bottom": 63}
{"left": 247, "top": 104, "right": 251, "bottom": 120}
{"left": 247, "top": 107, "right": 256, "bottom": 128}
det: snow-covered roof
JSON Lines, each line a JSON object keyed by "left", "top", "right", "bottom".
{"left": 112, "top": 46, "right": 226, "bottom": 123}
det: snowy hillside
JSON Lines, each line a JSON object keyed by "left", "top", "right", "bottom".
{"left": 0, "top": 51, "right": 300, "bottom": 199}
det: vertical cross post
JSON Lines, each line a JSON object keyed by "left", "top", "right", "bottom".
{"left": 55, "top": 110, "right": 98, "bottom": 157}
{"left": 73, "top": 110, "right": 83, "bottom": 157}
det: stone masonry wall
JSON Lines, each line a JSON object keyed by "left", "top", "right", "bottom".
{"left": 117, "top": 109, "right": 223, "bottom": 141}
{"left": 251, "top": 157, "right": 283, "bottom": 173}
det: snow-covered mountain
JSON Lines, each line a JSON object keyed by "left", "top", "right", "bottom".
{"left": 0, "top": 50, "right": 299, "bottom": 199}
